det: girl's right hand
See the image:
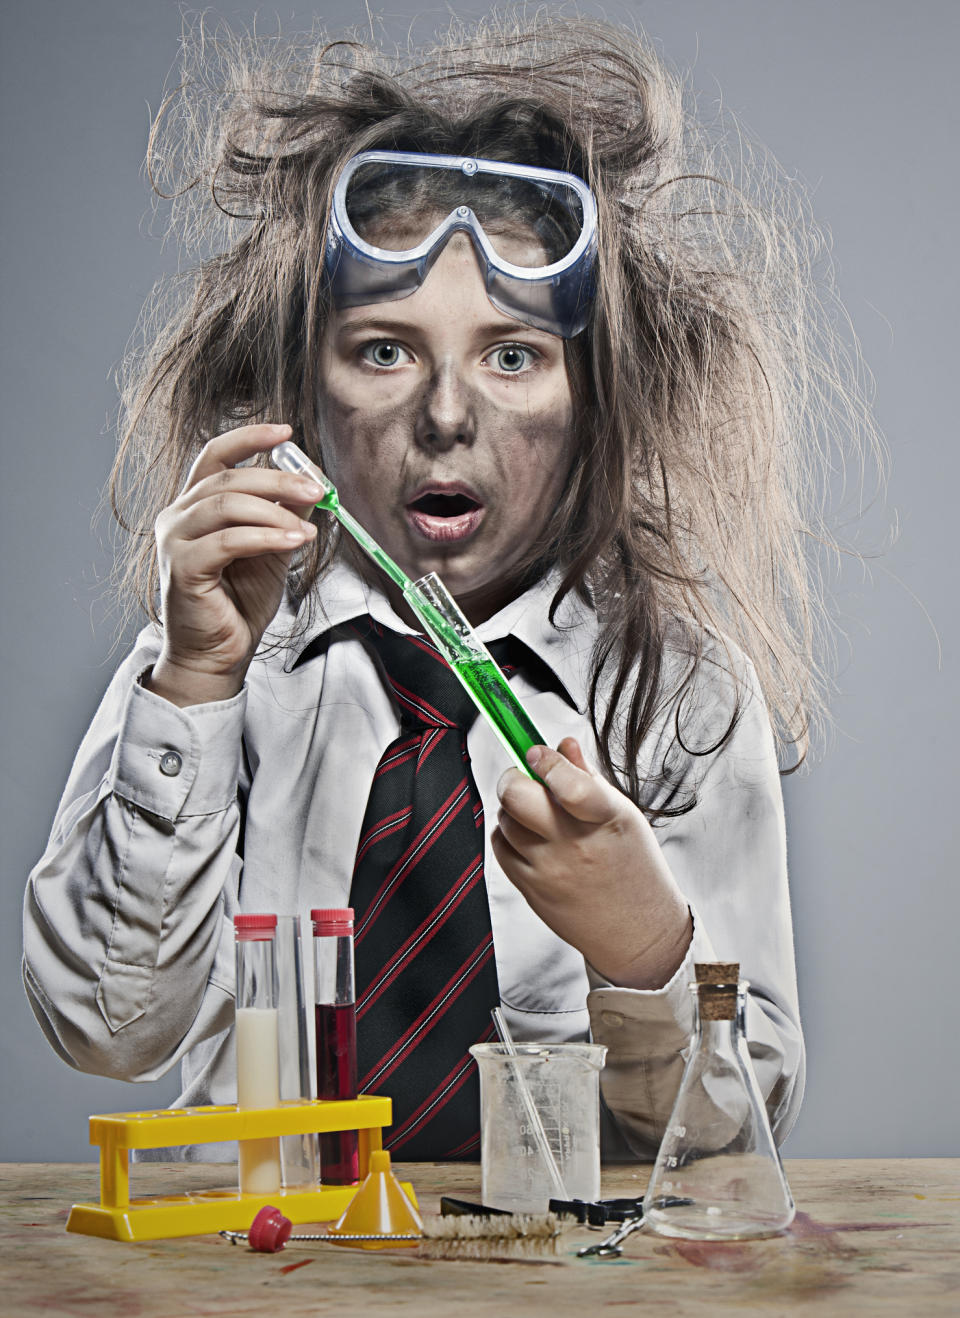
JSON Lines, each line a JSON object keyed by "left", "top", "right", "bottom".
{"left": 146, "top": 423, "right": 323, "bottom": 707}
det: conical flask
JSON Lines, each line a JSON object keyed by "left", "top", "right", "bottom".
{"left": 644, "top": 962, "right": 795, "bottom": 1240}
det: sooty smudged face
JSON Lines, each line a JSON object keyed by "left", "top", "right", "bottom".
{"left": 318, "top": 233, "right": 577, "bottom": 625}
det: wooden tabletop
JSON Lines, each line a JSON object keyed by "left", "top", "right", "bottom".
{"left": 1, "top": 1159, "right": 957, "bottom": 1315}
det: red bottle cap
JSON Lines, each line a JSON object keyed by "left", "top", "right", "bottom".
{"left": 233, "top": 913, "right": 278, "bottom": 940}
{"left": 248, "top": 1204, "right": 292, "bottom": 1252}
{"left": 311, "top": 907, "right": 354, "bottom": 936}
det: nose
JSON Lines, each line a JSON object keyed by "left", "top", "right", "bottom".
{"left": 414, "top": 359, "right": 476, "bottom": 451}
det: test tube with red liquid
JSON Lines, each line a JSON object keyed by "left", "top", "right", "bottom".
{"left": 311, "top": 907, "right": 359, "bottom": 1183}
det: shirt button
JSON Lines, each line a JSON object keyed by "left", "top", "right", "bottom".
{"left": 159, "top": 751, "right": 183, "bottom": 777}
{"left": 601, "top": 1011, "right": 625, "bottom": 1028}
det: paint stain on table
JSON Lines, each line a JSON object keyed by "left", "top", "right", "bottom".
{"left": 647, "top": 1208, "right": 944, "bottom": 1298}
{"left": 278, "top": 1258, "right": 314, "bottom": 1276}
{"left": 657, "top": 1240, "right": 759, "bottom": 1273}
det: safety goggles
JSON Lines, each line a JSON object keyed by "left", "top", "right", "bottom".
{"left": 324, "top": 150, "right": 597, "bottom": 338}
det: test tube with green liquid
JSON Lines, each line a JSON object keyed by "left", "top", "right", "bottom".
{"left": 272, "top": 441, "right": 544, "bottom": 776}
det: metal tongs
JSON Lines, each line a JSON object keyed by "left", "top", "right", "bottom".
{"left": 575, "top": 1196, "right": 692, "bottom": 1259}
{"left": 577, "top": 1214, "right": 645, "bottom": 1258}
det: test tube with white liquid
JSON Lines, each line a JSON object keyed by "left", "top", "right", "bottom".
{"left": 234, "top": 913, "right": 282, "bottom": 1195}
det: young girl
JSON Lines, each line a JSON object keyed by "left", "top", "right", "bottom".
{"left": 23, "top": 14, "right": 863, "bottom": 1161}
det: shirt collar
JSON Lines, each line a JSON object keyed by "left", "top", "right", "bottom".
{"left": 270, "top": 557, "right": 595, "bottom": 714}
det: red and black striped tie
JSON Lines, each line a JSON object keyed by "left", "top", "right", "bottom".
{"left": 348, "top": 617, "right": 510, "bottom": 1160}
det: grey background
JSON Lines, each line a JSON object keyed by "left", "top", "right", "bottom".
{"left": 2, "top": 0, "right": 956, "bottom": 1161}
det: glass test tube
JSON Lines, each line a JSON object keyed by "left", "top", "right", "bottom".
{"left": 407, "top": 572, "right": 544, "bottom": 773}
{"left": 312, "top": 907, "right": 359, "bottom": 1184}
{"left": 234, "top": 913, "right": 282, "bottom": 1195}
{"left": 275, "top": 915, "right": 319, "bottom": 1187}
{"left": 271, "top": 441, "right": 545, "bottom": 776}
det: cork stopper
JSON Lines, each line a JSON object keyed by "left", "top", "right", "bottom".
{"left": 694, "top": 961, "right": 740, "bottom": 1020}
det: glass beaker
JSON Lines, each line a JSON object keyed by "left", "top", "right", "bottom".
{"left": 643, "top": 962, "right": 795, "bottom": 1240}
{"left": 470, "top": 1041, "right": 607, "bottom": 1213}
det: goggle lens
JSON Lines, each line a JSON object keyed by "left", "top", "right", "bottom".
{"left": 344, "top": 161, "right": 587, "bottom": 268}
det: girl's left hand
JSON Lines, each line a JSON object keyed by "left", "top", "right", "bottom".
{"left": 491, "top": 737, "right": 693, "bottom": 990}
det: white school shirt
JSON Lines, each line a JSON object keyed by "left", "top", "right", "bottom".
{"left": 23, "top": 560, "right": 804, "bottom": 1159}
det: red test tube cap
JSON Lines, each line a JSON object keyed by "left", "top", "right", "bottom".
{"left": 311, "top": 907, "right": 354, "bottom": 936}
{"left": 248, "top": 1204, "right": 292, "bottom": 1253}
{"left": 233, "top": 913, "right": 278, "bottom": 941}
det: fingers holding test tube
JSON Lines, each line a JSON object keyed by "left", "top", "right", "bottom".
{"left": 147, "top": 424, "right": 325, "bottom": 707}
{"left": 492, "top": 736, "right": 693, "bottom": 991}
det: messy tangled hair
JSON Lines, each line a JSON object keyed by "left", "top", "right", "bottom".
{"left": 111, "top": 11, "right": 880, "bottom": 816}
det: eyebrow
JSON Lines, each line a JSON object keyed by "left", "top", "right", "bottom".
{"left": 334, "top": 312, "right": 550, "bottom": 340}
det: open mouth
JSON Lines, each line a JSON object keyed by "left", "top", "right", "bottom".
{"left": 409, "top": 492, "right": 478, "bottom": 517}
{"left": 406, "top": 489, "right": 485, "bottom": 543}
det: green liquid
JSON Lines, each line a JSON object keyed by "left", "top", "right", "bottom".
{"left": 450, "top": 657, "right": 544, "bottom": 775}
{"left": 314, "top": 492, "right": 544, "bottom": 778}
{"left": 319, "top": 490, "right": 410, "bottom": 593}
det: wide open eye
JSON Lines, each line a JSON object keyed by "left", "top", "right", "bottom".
{"left": 490, "top": 344, "right": 534, "bottom": 373}
{"left": 361, "top": 341, "right": 411, "bottom": 368}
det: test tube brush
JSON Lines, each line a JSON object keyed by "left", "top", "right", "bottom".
{"left": 226, "top": 1200, "right": 561, "bottom": 1261}
{"left": 222, "top": 1151, "right": 560, "bottom": 1260}
{"left": 223, "top": 1209, "right": 562, "bottom": 1261}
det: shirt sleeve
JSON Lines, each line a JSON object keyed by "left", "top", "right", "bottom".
{"left": 22, "top": 627, "right": 246, "bottom": 1081}
{"left": 587, "top": 654, "right": 805, "bottom": 1158}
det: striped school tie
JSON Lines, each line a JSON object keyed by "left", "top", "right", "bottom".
{"left": 348, "top": 617, "right": 514, "bottom": 1159}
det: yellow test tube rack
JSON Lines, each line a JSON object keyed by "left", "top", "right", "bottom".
{"left": 66, "top": 1095, "right": 414, "bottom": 1242}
